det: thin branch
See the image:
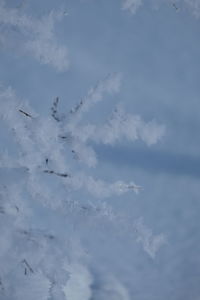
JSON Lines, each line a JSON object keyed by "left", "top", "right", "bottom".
{"left": 43, "top": 169, "right": 71, "bottom": 178}
{"left": 43, "top": 170, "right": 54, "bottom": 174}
{"left": 127, "top": 184, "right": 143, "bottom": 193}
{"left": 15, "top": 205, "right": 19, "bottom": 212}
{"left": 19, "top": 109, "right": 32, "bottom": 118}
{"left": 70, "top": 100, "right": 83, "bottom": 114}
{"left": 172, "top": 3, "right": 179, "bottom": 10}
{"left": 58, "top": 134, "right": 73, "bottom": 144}
{"left": 22, "top": 259, "right": 34, "bottom": 274}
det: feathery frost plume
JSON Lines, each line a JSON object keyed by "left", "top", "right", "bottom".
{"left": 134, "top": 218, "right": 166, "bottom": 258}
{"left": 0, "top": 2, "right": 69, "bottom": 71}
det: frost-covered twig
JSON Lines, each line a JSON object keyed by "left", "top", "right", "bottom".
{"left": 70, "top": 100, "right": 83, "bottom": 115}
{"left": 19, "top": 109, "right": 32, "bottom": 118}
{"left": 43, "top": 169, "right": 71, "bottom": 178}
{"left": 51, "top": 97, "right": 60, "bottom": 122}
{"left": 22, "top": 259, "right": 34, "bottom": 274}
{"left": 67, "top": 73, "right": 122, "bottom": 128}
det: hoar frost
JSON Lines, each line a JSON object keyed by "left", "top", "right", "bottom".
{"left": 0, "top": 74, "right": 166, "bottom": 299}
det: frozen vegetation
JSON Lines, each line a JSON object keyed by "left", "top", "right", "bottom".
{"left": 0, "top": 0, "right": 200, "bottom": 299}
{"left": 0, "top": 73, "right": 165, "bottom": 299}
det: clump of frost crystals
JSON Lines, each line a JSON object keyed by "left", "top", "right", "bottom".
{"left": 0, "top": 74, "right": 166, "bottom": 299}
{"left": 122, "top": 0, "right": 143, "bottom": 14}
{"left": 0, "top": 2, "right": 69, "bottom": 71}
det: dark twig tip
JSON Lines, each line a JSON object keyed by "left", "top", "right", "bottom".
{"left": 19, "top": 109, "right": 32, "bottom": 118}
